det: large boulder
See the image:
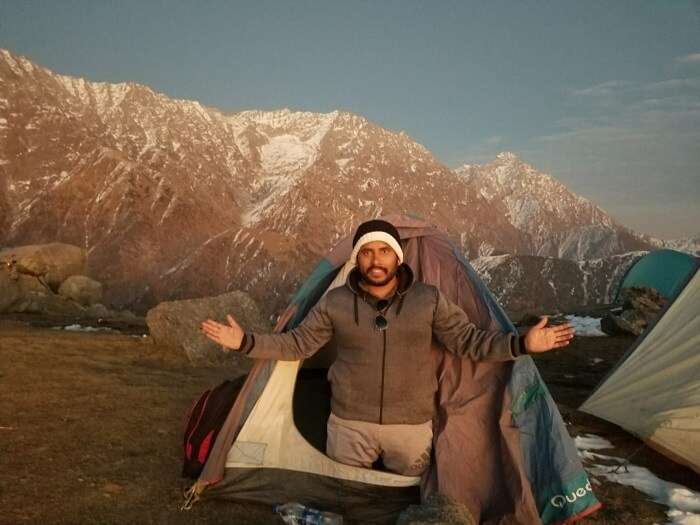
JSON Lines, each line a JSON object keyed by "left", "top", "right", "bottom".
{"left": 146, "top": 291, "right": 269, "bottom": 365}
{"left": 0, "top": 243, "right": 86, "bottom": 290}
{"left": 58, "top": 275, "right": 103, "bottom": 306}
{"left": 0, "top": 267, "right": 57, "bottom": 313}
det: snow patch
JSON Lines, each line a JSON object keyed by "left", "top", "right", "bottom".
{"left": 1, "top": 49, "right": 23, "bottom": 75}
{"left": 505, "top": 195, "right": 540, "bottom": 229}
{"left": 564, "top": 315, "right": 607, "bottom": 336}
{"left": 359, "top": 178, "right": 379, "bottom": 191}
{"left": 576, "top": 433, "right": 700, "bottom": 524}
{"left": 588, "top": 463, "right": 700, "bottom": 524}
{"left": 54, "top": 324, "right": 117, "bottom": 333}
{"left": 497, "top": 151, "right": 517, "bottom": 162}
{"left": 472, "top": 254, "right": 513, "bottom": 275}
{"left": 260, "top": 134, "right": 316, "bottom": 173}
{"left": 574, "top": 433, "right": 613, "bottom": 450}
{"left": 19, "top": 57, "right": 35, "bottom": 73}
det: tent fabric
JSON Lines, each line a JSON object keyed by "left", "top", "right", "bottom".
{"left": 192, "top": 215, "right": 599, "bottom": 524}
{"left": 581, "top": 264, "right": 700, "bottom": 474}
{"left": 615, "top": 249, "right": 699, "bottom": 302}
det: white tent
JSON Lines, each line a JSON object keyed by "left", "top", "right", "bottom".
{"left": 580, "top": 265, "right": 700, "bottom": 474}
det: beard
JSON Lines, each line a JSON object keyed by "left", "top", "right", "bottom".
{"left": 359, "top": 264, "right": 398, "bottom": 286}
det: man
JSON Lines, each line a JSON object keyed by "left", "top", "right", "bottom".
{"left": 201, "top": 219, "right": 574, "bottom": 476}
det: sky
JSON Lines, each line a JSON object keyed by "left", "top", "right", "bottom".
{"left": 1, "top": 1, "right": 699, "bottom": 239}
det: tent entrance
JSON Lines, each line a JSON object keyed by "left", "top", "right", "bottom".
{"left": 293, "top": 368, "right": 332, "bottom": 454}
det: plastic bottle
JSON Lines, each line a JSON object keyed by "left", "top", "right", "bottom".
{"left": 274, "top": 502, "right": 343, "bottom": 524}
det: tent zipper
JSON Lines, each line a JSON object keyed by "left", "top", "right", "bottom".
{"left": 379, "top": 329, "right": 386, "bottom": 424}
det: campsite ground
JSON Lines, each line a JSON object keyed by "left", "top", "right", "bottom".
{"left": 1, "top": 314, "right": 697, "bottom": 525}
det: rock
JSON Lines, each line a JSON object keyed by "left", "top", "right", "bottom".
{"left": 0, "top": 264, "right": 54, "bottom": 313}
{"left": 84, "top": 303, "right": 112, "bottom": 318}
{"left": 23, "top": 292, "right": 87, "bottom": 316}
{"left": 600, "top": 314, "right": 623, "bottom": 336}
{"left": 100, "top": 482, "right": 123, "bottom": 494}
{"left": 146, "top": 291, "right": 269, "bottom": 365}
{"left": 618, "top": 309, "right": 648, "bottom": 336}
{"left": 621, "top": 287, "right": 668, "bottom": 323}
{"left": 601, "top": 312, "right": 642, "bottom": 336}
{"left": 599, "top": 287, "right": 667, "bottom": 336}
{"left": 0, "top": 243, "right": 86, "bottom": 291}
{"left": 58, "top": 275, "right": 103, "bottom": 306}
{"left": 0, "top": 270, "right": 22, "bottom": 313}
{"left": 396, "top": 494, "right": 476, "bottom": 525}
{"left": 115, "top": 308, "right": 138, "bottom": 320}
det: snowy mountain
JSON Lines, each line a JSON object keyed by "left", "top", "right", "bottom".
{"left": 473, "top": 251, "right": 645, "bottom": 318}
{"left": 455, "top": 153, "right": 652, "bottom": 260}
{"left": 648, "top": 235, "right": 700, "bottom": 257}
{"left": 0, "top": 49, "right": 663, "bottom": 317}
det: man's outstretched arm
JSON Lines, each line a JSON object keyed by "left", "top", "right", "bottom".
{"left": 200, "top": 295, "right": 334, "bottom": 361}
{"left": 431, "top": 289, "right": 574, "bottom": 361}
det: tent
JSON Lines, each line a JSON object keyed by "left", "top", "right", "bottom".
{"left": 185, "top": 215, "right": 600, "bottom": 524}
{"left": 614, "top": 249, "right": 698, "bottom": 303}
{"left": 581, "top": 260, "right": 700, "bottom": 474}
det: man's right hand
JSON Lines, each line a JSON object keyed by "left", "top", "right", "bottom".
{"left": 200, "top": 314, "right": 244, "bottom": 351}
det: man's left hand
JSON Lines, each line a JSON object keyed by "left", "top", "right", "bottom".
{"left": 524, "top": 316, "right": 575, "bottom": 353}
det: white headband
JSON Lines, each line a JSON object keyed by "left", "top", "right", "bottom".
{"left": 349, "top": 232, "right": 404, "bottom": 265}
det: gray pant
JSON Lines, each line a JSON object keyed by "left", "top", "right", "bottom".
{"left": 326, "top": 412, "right": 433, "bottom": 476}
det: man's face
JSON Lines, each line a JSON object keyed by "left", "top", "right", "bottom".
{"left": 356, "top": 241, "right": 399, "bottom": 286}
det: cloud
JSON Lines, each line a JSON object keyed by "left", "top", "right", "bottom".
{"left": 570, "top": 78, "right": 700, "bottom": 102}
{"left": 643, "top": 78, "right": 700, "bottom": 92}
{"left": 674, "top": 52, "right": 700, "bottom": 64}
{"left": 522, "top": 86, "right": 700, "bottom": 238}
{"left": 570, "top": 81, "right": 630, "bottom": 97}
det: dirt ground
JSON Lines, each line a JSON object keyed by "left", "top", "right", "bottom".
{"left": 1, "top": 314, "right": 697, "bottom": 525}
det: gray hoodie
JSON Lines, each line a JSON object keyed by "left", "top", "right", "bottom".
{"left": 241, "top": 264, "right": 524, "bottom": 424}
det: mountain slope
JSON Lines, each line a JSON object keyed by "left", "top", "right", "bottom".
{"left": 0, "top": 49, "right": 660, "bottom": 317}
{"left": 455, "top": 153, "right": 651, "bottom": 259}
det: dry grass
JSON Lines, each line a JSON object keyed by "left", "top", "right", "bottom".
{"left": 0, "top": 318, "right": 696, "bottom": 524}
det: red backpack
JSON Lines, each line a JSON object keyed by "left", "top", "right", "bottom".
{"left": 182, "top": 377, "right": 245, "bottom": 479}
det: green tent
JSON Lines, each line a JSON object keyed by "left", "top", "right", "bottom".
{"left": 615, "top": 249, "right": 698, "bottom": 302}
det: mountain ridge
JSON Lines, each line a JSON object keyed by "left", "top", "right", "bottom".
{"left": 1, "top": 48, "right": 691, "bottom": 318}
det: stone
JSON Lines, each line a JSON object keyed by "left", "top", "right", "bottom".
{"left": 84, "top": 303, "right": 111, "bottom": 318}
{"left": 621, "top": 287, "right": 668, "bottom": 323}
{"left": 0, "top": 270, "right": 22, "bottom": 313}
{"left": 26, "top": 292, "right": 87, "bottom": 316}
{"left": 58, "top": 275, "right": 103, "bottom": 306}
{"left": 146, "top": 291, "right": 269, "bottom": 365}
{"left": 396, "top": 493, "right": 476, "bottom": 525}
{"left": 600, "top": 287, "right": 667, "bottom": 336}
{"left": 601, "top": 312, "right": 643, "bottom": 336}
{"left": 100, "top": 482, "right": 123, "bottom": 494}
